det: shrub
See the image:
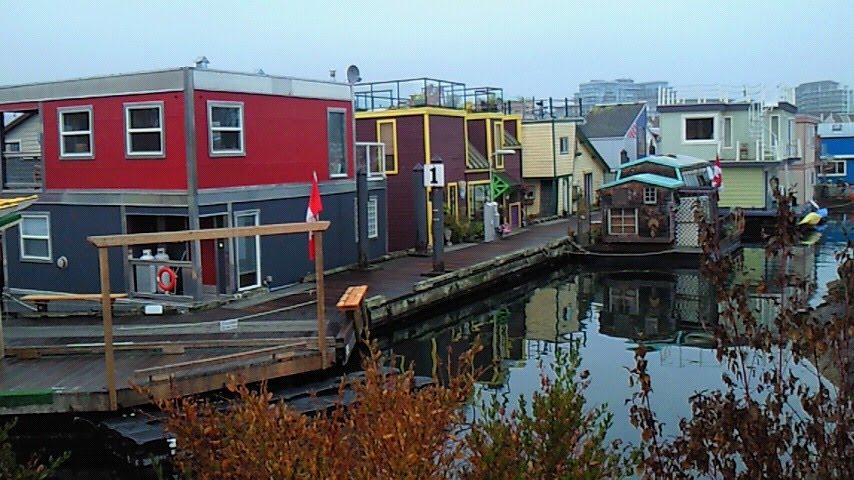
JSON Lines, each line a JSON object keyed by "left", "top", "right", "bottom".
{"left": 0, "top": 419, "right": 68, "bottom": 480}
{"left": 462, "top": 343, "right": 636, "bottom": 479}
{"left": 628, "top": 184, "right": 853, "bottom": 479}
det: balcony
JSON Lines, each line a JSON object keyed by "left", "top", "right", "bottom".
{"left": 2, "top": 151, "right": 42, "bottom": 190}
{"left": 354, "top": 77, "right": 504, "bottom": 113}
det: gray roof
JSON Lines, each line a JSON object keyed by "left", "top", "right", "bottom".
{"left": 579, "top": 103, "right": 645, "bottom": 138}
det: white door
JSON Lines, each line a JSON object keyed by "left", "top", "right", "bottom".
{"left": 235, "top": 211, "right": 261, "bottom": 290}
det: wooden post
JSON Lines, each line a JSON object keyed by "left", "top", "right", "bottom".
{"left": 314, "top": 232, "right": 327, "bottom": 367}
{"left": 98, "top": 247, "right": 118, "bottom": 410}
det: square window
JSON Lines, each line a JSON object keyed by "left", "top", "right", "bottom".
{"left": 643, "top": 187, "right": 657, "bottom": 204}
{"left": 125, "top": 104, "right": 164, "bottom": 156}
{"left": 3, "top": 140, "right": 22, "bottom": 153}
{"left": 58, "top": 107, "right": 93, "bottom": 158}
{"left": 208, "top": 102, "right": 245, "bottom": 156}
{"left": 608, "top": 208, "right": 637, "bottom": 235}
{"left": 684, "top": 117, "right": 714, "bottom": 141}
{"left": 20, "top": 213, "right": 52, "bottom": 261}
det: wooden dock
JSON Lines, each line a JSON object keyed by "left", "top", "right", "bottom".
{"left": 1, "top": 219, "right": 574, "bottom": 416}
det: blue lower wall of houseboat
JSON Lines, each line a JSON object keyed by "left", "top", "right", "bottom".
{"left": 3, "top": 187, "right": 388, "bottom": 295}
{"left": 4, "top": 204, "right": 126, "bottom": 294}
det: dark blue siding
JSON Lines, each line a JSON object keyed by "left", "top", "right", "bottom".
{"left": 233, "top": 187, "right": 387, "bottom": 288}
{"left": 5, "top": 204, "right": 126, "bottom": 293}
{"left": 821, "top": 138, "right": 854, "bottom": 183}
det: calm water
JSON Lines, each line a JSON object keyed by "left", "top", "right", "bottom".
{"left": 384, "top": 214, "right": 853, "bottom": 443}
{"left": 35, "top": 215, "right": 854, "bottom": 477}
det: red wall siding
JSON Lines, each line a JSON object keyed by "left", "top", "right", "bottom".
{"left": 194, "top": 91, "right": 353, "bottom": 188}
{"left": 0, "top": 102, "right": 40, "bottom": 112}
{"left": 43, "top": 93, "right": 188, "bottom": 190}
{"left": 502, "top": 120, "right": 522, "bottom": 181}
{"left": 429, "top": 115, "right": 466, "bottom": 182}
{"left": 467, "top": 119, "right": 487, "bottom": 159}
{"left": 356, "top": 118, "right": 377, "bottom": 142}
{"left": 386, "top": 115, "right": 424, "bottom": 252}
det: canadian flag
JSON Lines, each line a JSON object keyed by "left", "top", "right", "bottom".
{"left": 306, "top": 172, "right": 323, "bottom": 260}
{"left": 712, "top": 154, "right": 723, "bottom": 190}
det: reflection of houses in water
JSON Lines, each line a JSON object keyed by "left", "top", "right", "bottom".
{"left": 386, "top": 299, "right": 527, "bottom": 388}
{"left": 598, "top": 270, "right": 718, "bottom": 343}
{"left": 727, "top": 245, "right": 817, "bottom": 332}
{"left": 524, "top": 282, "right": 580, "bottom": 343}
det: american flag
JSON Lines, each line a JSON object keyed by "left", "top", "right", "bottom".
{"left": 627, "top": 122, "right": 637, "bottom": 139}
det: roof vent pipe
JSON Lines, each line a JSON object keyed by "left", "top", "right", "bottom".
{"left": 194, "top": 56, "right": 210, "bottom": 69}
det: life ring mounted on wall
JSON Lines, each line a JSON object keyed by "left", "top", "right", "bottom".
{"left": 156, "top": 266, "right": 177, "bottom": 292}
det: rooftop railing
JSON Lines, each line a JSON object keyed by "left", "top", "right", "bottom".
{"left": 354, "top": 78, "right": 504, "bottom": 113}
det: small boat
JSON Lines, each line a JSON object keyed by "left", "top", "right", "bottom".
{"left": 797, "top": 212, "right": 824, "bottom": 227}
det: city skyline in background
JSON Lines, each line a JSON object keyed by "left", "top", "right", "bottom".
{"left": 1, "top": 0, "right": 852, "bottom": 100}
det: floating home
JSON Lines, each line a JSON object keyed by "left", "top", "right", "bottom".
{"left": 0, "top": 63, "right": 388, "bottom": 301}
{"left": 354, "top": 78, "right": 523, "bottom": 251}
{"left": 593, "top": 155, "right": 743, "bottom": 257}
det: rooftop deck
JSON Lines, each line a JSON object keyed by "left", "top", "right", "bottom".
{"left": 354, "top": 77, "right": 504, "bottom": 113}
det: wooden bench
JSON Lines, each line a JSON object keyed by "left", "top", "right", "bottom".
{"left": 336, "top": 285, "right": 368, "bottom": 337}
{"left": 21, "top": 293, "right": 128, "bottom": 312}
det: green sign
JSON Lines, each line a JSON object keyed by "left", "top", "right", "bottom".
{"left": 491, "top": 175, "right": 510, "bottom": 200}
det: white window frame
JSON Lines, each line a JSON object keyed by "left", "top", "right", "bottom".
{"left": 825, "top": 159, "right": 847, "bottom": 177}
{"left": 643, "top": 187, "right": 657, "bottom": 205}
{"left": 3, "top": 139, "right": 22, "bottom": 153}
{"left": 58, "top": 106, "right": 94, "bottom": 159}
{"left": 234, "top": 210, "right": 261, "bottom": 291}
{"left": 722, "top": 116, "right": 733, "bottom": 149}
{"left": 681, "top": 113, "right": 717, "bottom": 144}
{"left": 770, "top": 115, "right": 780, "bottom": 147}
{"left": 368, "top": 195, "right": 378, "bottom": 239}
{"left": 207, "top": 101, "right": 245, "bottom": 157}
{"left": 607, "top": 208, "right": 638, "bottom": 235}
{"left": 559, "top": 136, "right": 570, "bottom": 154}
{"left": 124, "top": 102, "right": 165, "bottom": 158}
{"left": 327, "top": 108, "right": 348, "bottom": 178}
{"left": 19, "top": 212, "right": 52, "bottom": 262}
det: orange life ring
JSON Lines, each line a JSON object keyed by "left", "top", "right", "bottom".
{"left": 156, "top": 266, "right": 177, "bottom": 292}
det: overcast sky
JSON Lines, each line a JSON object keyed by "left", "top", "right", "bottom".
{"left": 1, "top": 0, "right": 852, "bottom": 97}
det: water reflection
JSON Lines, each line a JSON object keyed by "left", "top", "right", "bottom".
{"left": 384, "top": 215, "right": 850, "bottom": 441}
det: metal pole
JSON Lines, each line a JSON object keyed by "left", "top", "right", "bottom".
{"left": 431, "top": 179, "right": 445, "bottom": 273}
{"left": 357, "top": 166, "right": 369, "bottom": 269}
{"left": 183, "top": 68, "right": 203, "bottom": 301}
{"left": 489, "top": 153, "right": 494, "bottom": 202}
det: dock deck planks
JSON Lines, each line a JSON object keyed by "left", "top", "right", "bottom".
{"left": 1, "top": 220, "right": 571, "bottom": 415}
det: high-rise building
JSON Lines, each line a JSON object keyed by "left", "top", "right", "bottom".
{"left": 575, "top": 79, "right": 668, "bottom": 115}
{"left": 795, "top": 81, "right": 853, "bottom": 116}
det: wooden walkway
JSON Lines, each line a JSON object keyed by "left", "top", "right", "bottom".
{"left": 0, "top": 219, "right": 571, "bottom": 415}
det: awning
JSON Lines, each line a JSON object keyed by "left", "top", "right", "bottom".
{"left": 503, "top": 131, "right": 522, "bottom": 149}
{"left": 467, "top": 142, "right": 490, "bottom": 170}
{"left": 0, "top": 195, "right": 38, "bottom": 231}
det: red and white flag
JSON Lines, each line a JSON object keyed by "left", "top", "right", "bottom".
{"left": 627, "top": 122, "right": 637, "bottom": 139}
{"left": 306, "top": 172, "right": 323, "bottom": 260}
{"left": 712, "top": 154, "right": 723, "bottom": 189}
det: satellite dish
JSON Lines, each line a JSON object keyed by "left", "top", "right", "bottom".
{"left": 346, "top": 65, "right": 361, "bottom": 84}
